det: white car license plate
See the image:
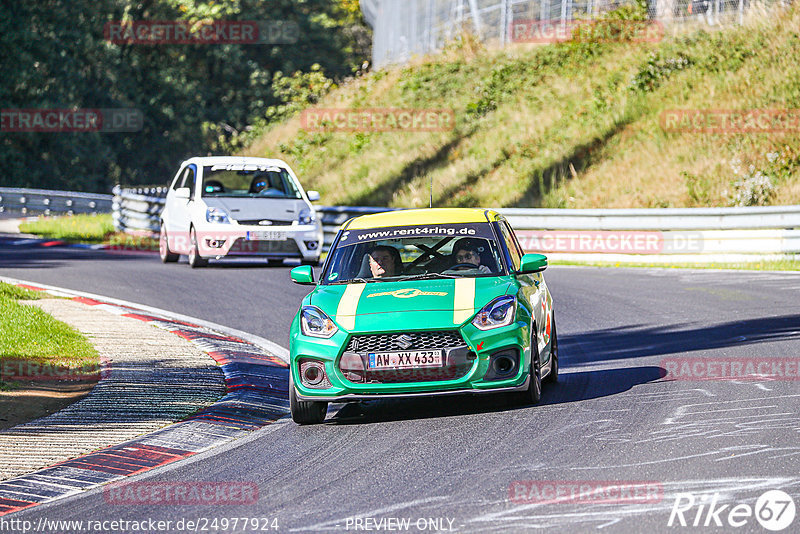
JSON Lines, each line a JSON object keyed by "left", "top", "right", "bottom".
{"left": 246, "top": 230, "right": 287, "bottom": 241}
{"left": 368, "top": 350, "right": 443, "bottom": 369}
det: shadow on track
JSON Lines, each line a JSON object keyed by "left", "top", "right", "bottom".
{"left": 560, "top": 315, "right": 800, "bottom": 365}
{"left": 325, "top": 366, "right": 664, "bottom": 425}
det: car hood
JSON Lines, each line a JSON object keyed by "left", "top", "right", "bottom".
{"left": 204, "top": 197, "right": 307, "bottom": 223}
{"left": 308, "top": 276, "right": 514, "bottom": 333}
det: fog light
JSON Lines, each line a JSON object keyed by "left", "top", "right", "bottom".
{"left": 205, "top": 239, "right": 226, "bottom": 249}
{"left": 484, "top": 348, "right": 520, "bottom": 381}
{"left": 305, "top": 241, "right": 318, "bottom": 250}
{"left": 299, "top": 359, "right": 331, "bottom": 389}
{"left": 304, "top": 365, "right": 323, "bottom": 385}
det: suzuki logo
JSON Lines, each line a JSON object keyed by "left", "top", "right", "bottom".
{"left": 394, "top": 334, "right": 415, "bottom": 350}
{"left": 258, "top": 220, "right": 273, "bottom": 226}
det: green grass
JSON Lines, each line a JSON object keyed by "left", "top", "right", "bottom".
{"left": 0, "top": 282, "right": 43, "bottom": 300}
{"left": 244, "top": 3, "right": 800, "bottom": 209}
{"left": 551, "top": 258, "right": 800, "bottom": 271}
{"left": 17, "top": 214, "right": 159, "bottom": 250}
{"left": 19, "top": 214, "right": 115, "bottom": 243}
{"left": 0, "top": 290, "right": 99, "bottom": 388}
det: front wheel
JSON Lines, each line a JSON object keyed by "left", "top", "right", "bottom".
{"left": 289, "top": 377, "right": 327, "bottom": 424}
{"left": 518, "top": 337, "right": 542, "bottom": 405}
{"left": 544, "top": 314, "right": 558, "bottom": 384}
{"left": 188, "top": 227, "right": 208, "bottom": 268}
{"left": 159, "top": 224, "right": 179, "bottom": 263}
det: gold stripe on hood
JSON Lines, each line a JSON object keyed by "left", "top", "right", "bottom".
{"left": 336, "top": 283, "right": 366, "bottom": 331}
{"left": 453, "top": 278, "right": 475, "bottom": 325}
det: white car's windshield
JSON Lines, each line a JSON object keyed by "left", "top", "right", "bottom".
{"left": 201, "top": 165, "right": 302, "bottom": 199}
{"left": 323, "top": 223, "right": 506, "bottom": 284}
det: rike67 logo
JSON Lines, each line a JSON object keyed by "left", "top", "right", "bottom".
{"left": 668, "top": 490, "right": 796, "bottom": 531}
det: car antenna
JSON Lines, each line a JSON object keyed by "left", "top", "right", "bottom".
{"left": 429, "top": 175, "right": 433, "bottom": 209}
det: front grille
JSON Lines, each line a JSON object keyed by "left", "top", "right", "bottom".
{"left": 236, "top": 219, "right": 294, "bottom": 226}
{"left": 345, "top": 331, "right": 464, "bottom": 353}
{"left": 340, "top": 331, "right": 471, "bottom": 384}
{"left": 228, "top": 238, "right": 300, "bottom": 254}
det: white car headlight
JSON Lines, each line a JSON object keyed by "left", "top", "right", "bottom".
{"left": 298, "top": 207, "right": 315, "bottom": 225}
{"left": 206, "top": 207, "right": 230, "bottom": 224}
{"left": 300, "top": 306, "right": 338, "bottom": 338}
{"left": 472, "top": 295, "right": 517, "bottom": 330}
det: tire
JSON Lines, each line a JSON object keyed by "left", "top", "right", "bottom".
{"left": 289, "top": 376, "right": 328, "bottom": 424}
{"left": 188, "top": 227, "right": 208, "bottom": 268}
{"left": 159, "top": 224, "right": 179, "bottom": 263}
{"left": 518, "top": 333, "right": 542, "bottom": 405}
{"left": 544, "top": 314, "right": 558, "bottom": 384}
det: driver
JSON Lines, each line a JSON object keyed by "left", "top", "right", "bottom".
{"left": 452, "top": 238, "right": 491, "bottom": 273}
{"left": 368, "top": 245, "right": 403, "bottom": 278}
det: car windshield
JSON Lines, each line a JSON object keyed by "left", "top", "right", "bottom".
{"left": 201, "top": 165, "right": 302, "bottom": 199}
{"left": 323, "top": 222, "right": 506, "bottom": 284}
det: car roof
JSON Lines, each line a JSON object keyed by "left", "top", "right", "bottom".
{"left": 345, "top": 208, "right": 502, "bottom": 230}
{"left": 182, "top": 156, "right": 290, "bottom": 168}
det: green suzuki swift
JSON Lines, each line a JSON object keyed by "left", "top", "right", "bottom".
{"left": 288, "top": 208, "right": 557, "bottom": 424}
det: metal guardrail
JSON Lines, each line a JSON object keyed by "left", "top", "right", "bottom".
{"left": 110, "top": 185, "right": 800, "bottom": 262}
{"left": 112, "top": 185, "right": 167, "bottom": 233}
{"left": 360, "top": 0, "right": 786, "bottom": 68}
{"left": 497, "top": 205, "right": 800, "bottom": 230}
{"left": 0, "top": 187, "right": 113, "bottom": 216}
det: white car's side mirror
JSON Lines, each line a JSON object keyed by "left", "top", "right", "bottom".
{"left": 307, "top": 190, "right": 320, "bottom": 202}
{"left": 175, "top": 188, "right": 191, "bottom": 200}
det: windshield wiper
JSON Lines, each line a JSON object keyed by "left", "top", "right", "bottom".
{"left": 395, "top": 272, "right": 460, "bottom": 282}
{"left": 330, "top": 277, "right": 375, "bottom": 284}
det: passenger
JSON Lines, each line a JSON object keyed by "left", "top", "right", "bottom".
{"left": 452, "top": 238, "right": 491, "bottom": 273}
{"left": 368, "top": 245, "right": 403, "bottom": 278}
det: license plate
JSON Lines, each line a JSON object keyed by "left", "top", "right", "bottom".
{"left": 368, "top": 350, "right": 443, "bottom": 369}
{"left": 246, "top": 230, "right": 287, "bottom": 241}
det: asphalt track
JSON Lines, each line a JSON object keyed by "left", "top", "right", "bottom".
{"left": 2, "top": 241, "right": 799, "bottom": 533}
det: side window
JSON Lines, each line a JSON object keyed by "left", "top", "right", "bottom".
{"left": 498, "top": 221, "right": 522, "bottom": 271}
{"left": 170, "top": 168, "right": 185, "bottom": 190}
{"left": 504, "top": 221, "right": 526, "bottom": 259}
{"left": 181, "top": 167, "right": 196, "bottom": 199}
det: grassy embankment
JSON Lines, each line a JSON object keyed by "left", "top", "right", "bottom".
{"left": 243, "top": 4, "right": 800, "bottom": 210}
{"left": 19, "top": 214, "right": 158, "bottom": 250}
{"left": 0, "top": 282, "right": 99, "bottom": 391}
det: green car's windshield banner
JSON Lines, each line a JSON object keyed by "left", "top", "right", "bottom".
{"left": 338, "top": 223, "right": 495, "bottom": 246}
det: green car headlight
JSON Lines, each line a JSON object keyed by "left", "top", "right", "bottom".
{"left": 472, "top": 295, "right": 517, "bottom": 330}
{"left": 300, "top": 306, "right": 338, "bottom": 338}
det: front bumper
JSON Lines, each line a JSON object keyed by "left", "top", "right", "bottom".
{"left": 295, "top": 376, "right": 530, "bottom": 402}
{"left": 290, "top": 320, "right": 531, "bottom": 401}
{"left": 194, "top": 223, "right": 322, "bottom": 261}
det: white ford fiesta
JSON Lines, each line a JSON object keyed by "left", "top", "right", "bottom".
{"left": 159, "top": 156, "right": 323, "bottom": 268}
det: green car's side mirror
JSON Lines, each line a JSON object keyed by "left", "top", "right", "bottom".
{"left": 290, "top": 265, "right": 315, "bottom": 285}
{"left": 519, "top": 253, "right": 548, "bottom": 273}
